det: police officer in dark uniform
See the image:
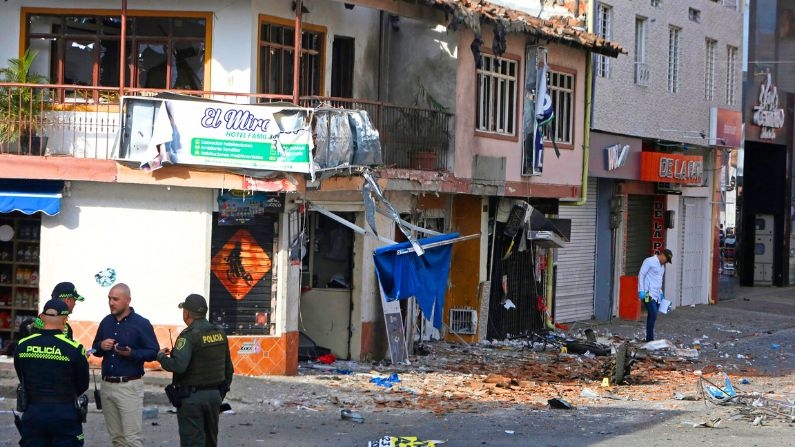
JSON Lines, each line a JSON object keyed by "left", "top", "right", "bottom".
{"left": 14, "top": 299, "right": 89, "bottom": 446}
{"left": 26, "top": 281, "right": 85, "bottom": 340}
{"left": 157, "top": 294, "right": 233, "bottom": 447}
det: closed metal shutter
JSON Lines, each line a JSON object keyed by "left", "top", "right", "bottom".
{"left": 679, "top": 197, "right": 708, "bottom": 306}
{"left": 209, "top": 214, "right": 277, "bottom": 335}
{"left": 625, "top": 195, "right": 653, "bottom": 275}
{"left": 555, "top": 180, "right": 598, "bottom": 322}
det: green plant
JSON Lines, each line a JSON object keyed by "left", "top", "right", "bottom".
{"left": 0, "top": 49, "right": 49, "bottom": 148}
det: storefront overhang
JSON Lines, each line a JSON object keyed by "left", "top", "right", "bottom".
{"left": 0, "top": 180, "right": 64, "bottom": 215}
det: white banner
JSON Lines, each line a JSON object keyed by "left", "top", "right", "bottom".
{"left": 119, "top": 96, "right": 313, "bottom": 173}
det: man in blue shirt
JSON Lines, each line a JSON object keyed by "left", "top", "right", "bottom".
{"left": 15, "top": 298, "right": 89, "bottom": 446}
{"left": 91, "top": 283, "right": 159, "bottom": 447}
{"left": 637, "top": 249, "right": 673, "bottom": 342}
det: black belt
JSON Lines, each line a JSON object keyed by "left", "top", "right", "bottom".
{"left": 103, "top": 375, "right": 141, "bottom": 383}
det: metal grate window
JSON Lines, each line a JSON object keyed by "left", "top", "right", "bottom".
{"left": 476, "top": 54, "right": 518, "bottom": 136}
{"left": 449, "top": 308, "right": 477, "bottom": 334}
{"left": 635, "top": 17, "right": 649, "bottom": 86}
{"left": 595, "top": 4, "right": 612, "bottom": 78}
{"left": 542, "top": 70, "right": 575, "bottom": 145}
{"left": 668, "top": 26, "right": 681, "bottom": 93}
{"left": 705, "top": 39, "right": 717, "bottom": 101}
{"left": 726, "top": 46, "right": 738, "bottom": 105}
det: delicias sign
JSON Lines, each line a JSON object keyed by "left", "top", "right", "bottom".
{"left": 640, "top": 152, "right": 704, "bottom": 185}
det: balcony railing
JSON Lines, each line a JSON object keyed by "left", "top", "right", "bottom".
{"left": 634, "top": 62, "right": 650, "bottom": 87}
{"left": 0, "top": 84, "right": 453, "bottom": 171}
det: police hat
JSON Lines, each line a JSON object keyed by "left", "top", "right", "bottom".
{"left": 42, "top": 299, "right": 70, "bottom": 317}
{"left": 178, "top": 294, "right": 208, "bottom": 314}
{"left": 51, "top": 282, "right": 85, "bottom": 302}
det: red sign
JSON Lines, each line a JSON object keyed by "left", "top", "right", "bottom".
{"left": 714, "top": 108, "right": 742, "bottom": 147}
{"left": 640, "top": 152, "right": 704, "bottom": 184}
{"left": 651, "top": 196, "right": 666, "bottom": 255}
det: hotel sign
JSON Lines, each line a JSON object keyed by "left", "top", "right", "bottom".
{"left": 640, "top": 152, "right": 704, "bottom": 185}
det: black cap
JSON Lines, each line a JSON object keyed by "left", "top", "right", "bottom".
{"left": 663, "top": 249, "right": 673, "bottom": 264}
{"left": 178, "top": 294, "right": 208, "bottom": 314}
{"left": 51, "top": 282, "right": 85, "bottom": 302}
{"left": 42, "top": 299, "right": 70, "bottom": 316}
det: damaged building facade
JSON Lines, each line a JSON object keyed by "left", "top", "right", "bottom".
{"left": 0, "top": 0, "right": 622, "bottom": 374}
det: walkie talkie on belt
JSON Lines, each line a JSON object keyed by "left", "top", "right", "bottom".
{"left": 93, "top": 370, "right": 102, "bottom": 410}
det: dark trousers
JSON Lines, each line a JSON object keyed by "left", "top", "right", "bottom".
{"left": 644, "top": 300, "right": 659, "bottom": 342}
{"left": 177, "top": 389, "right": 222, "bottom": 447}
{"left": 18, "top": 402, "right": 83, "bottom": 447}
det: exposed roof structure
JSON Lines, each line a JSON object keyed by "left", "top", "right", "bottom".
{"left": 425, "top": 0, "right": 626, "bottom": 57}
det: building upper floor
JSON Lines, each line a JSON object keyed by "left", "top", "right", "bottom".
{"left": 0, "top": 0, "right": 623, "bottom": 199}
{"left": 591, "top": 0, "right": 744, "bottom": 144}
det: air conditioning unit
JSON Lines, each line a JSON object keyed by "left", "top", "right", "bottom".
{"left": 449, "top": 308, "right": 477, "bottom": 334}
{"left": 656, "top": 182, "right": 682, "bottom": 195}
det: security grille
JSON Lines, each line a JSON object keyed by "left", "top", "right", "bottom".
{"left": 449, "top": 308, "right": 477, "bottom": 334}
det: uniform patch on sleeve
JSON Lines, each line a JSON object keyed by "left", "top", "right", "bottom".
{"left": 176, "top": 338, "right": 187, "bottom": 350}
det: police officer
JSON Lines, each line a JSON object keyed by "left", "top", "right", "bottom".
{"left": 14, "top": 299, "right": 89, "bottom": 446}
{"left": 157, "top": 294, "right": 233, "bottom": 447}
{"left": 26, "top": 281, "right": 85, "bottom": 339}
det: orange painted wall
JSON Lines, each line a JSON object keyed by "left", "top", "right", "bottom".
{"left": 445, "top": 195, "right": 482, "bottom": 343}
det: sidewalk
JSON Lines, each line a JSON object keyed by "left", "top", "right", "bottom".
{"left": 576, "top": 276, "right": 795, "bottom": 375}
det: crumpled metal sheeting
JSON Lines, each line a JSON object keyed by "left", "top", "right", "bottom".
{"left": 424, "top": 0, "right": 626, "bottom": 57}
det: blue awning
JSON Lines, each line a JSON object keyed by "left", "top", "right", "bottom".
{"left": 0, "top": 180, "right": 64, "bottom": 215}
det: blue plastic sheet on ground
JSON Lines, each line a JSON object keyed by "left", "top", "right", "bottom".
{"left": 335, "top": 369, "right": 353, "bottom": 375}
{"left": 369, "top": 373, "right": 401, "bottom": 388}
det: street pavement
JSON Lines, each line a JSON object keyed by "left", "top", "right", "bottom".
{"left": 0, "top": 276, "right": 793, "bottom": 446}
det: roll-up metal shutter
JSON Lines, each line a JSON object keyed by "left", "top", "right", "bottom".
{"left": 554, "top": 180, "right": 598, "bottom": 322}
{"left": 625, "top": 195, "right": 653, "bottom": 275}
{"left": 679, "top": 197, "right": 708, "bottom": 306}
{"left": 209, "top": 214, "right": 277, "bottom": 335}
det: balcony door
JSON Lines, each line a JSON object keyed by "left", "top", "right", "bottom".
{"left": 331, "top": 36, "right": 354, "bottom": 98}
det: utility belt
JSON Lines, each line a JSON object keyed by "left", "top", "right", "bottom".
{"left": 16, "top": 387, "right": 88, "bottom": 423}
{"left": 164, "top": 383, "right": 224, "bottom": 408}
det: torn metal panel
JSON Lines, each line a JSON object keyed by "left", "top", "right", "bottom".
{"left": 307, "top": 203, "right": 396, "bottom": 245}
{"left": 363, "top": 171, "right": 424, "bottom": 255}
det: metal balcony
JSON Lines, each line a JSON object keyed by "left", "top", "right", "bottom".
{"left": 0, "top": 84, "right": 453, "bottom": 171}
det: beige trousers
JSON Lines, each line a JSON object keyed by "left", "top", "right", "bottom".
{"left": 100, "top": 379, "right": 145, "bottom": 447}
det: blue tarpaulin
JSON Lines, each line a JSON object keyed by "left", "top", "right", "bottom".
{"left": 373, "top": 233, "right": 459, "bottom": 329}
{"left": 0, "top": 180, "right": 64, "bottom": 215}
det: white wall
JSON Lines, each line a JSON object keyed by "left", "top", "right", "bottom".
{"left": 40, "top": 181, "right": 214, "bottom": 326}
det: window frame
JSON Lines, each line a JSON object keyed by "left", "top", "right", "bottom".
{"left": 705, "top": 38, "right": 717, "bottom": 101}
{"left": 474, "top": 50, "right": 521, "bottom": 140}
{"left": 668, "top": 26, "right": 682, "bottom": 93}
{"left": 726, "top": 45, "right": 738, "bottom": 105}
{"left": 21, "top": 7, "right": 212, "bottom": 98}
{"left": 541, "top": 65, "right": 576, "bottom": 149}
{"left": 635, "top": 16, "right": 649, "bottom": 86}
{"left": 257, "top": 14, "right": 326, "bottom": 98}
{"left": 595, "top": 4, "right": 612, "bottom": 78}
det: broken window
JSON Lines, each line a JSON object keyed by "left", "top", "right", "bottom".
{"left": 258, "top": 16, "right": 324, "bottom": 97}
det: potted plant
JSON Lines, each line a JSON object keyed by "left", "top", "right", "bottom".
{"left": 0, "top": 49, "right": 49, "bottom": 155}
{"left": 400, "top": 81, "right": 450, "bottom": 170}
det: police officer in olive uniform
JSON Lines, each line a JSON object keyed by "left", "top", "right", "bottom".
{"left": 14, "top": 299, "right": 89, "bottom": 446}
{"left": 157, "top": 294, "right": 233, "bottom": 447}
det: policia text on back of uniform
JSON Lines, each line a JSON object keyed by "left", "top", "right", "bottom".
{"left": 158, "top": 294, "right": 234, "bottom": 447}
{"left": 14, "top": 299, "right": 90, "bottom": 447}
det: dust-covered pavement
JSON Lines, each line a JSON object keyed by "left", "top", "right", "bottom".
{"left": 1, "top": 281, "right": 794, "bottom": 446}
